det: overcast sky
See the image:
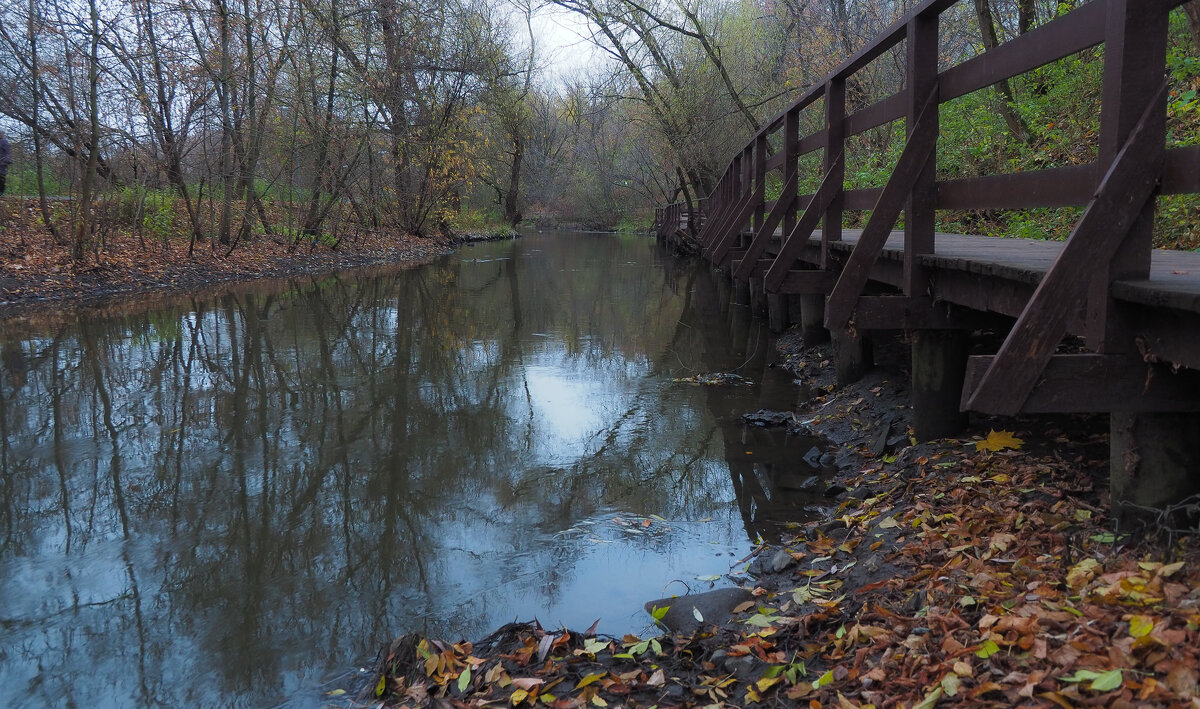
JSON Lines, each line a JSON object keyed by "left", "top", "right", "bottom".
{"left": 527, "top": 4, "right": 608, "bottom": 80}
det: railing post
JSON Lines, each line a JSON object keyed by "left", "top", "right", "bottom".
{"left": 782, "top": 107, "right": 800, "bottom": 242}
{"left": 1089, "top": 0, "right": 1170, "bottom": 349}
{"left": 823, "top": 78, "right": 846, "bottom": 270}
{"left": 904, "top": 10, "right": 939, "bottom": 295}
{"left": 753, "top": 134, "right": 767, "bottom": 236}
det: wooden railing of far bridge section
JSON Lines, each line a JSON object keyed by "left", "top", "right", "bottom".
{"left": 654, "top": 0, "right": 1200, "bottom": 521}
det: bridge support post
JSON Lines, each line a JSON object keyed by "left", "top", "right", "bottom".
{"left": 911, "top": 329, "right": 969, "bottom": 441}
{"left": 749, "top": 277, "right": 768, "bottom": 317}
{"left": 732, "top": 277, "right": 751, "bottom": 307}
{"left": 730, "top": 296, "right": 752, "bottom": 362}
{"left": 787, "top": 295, "right": 804, "bottom": 327}
{"left": 767, "top": 293, "right": 789, "bottom": 333}
{"left": 800, "top": 295, "right": 829, "bottom": 345}
{"left": 833, "top": 329, "right": 871, "bottom": 385}
{"left": 1110, "top": 412, "right": 1200, "bottom": 527}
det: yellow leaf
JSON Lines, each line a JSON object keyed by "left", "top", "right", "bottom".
{"left": 511, "top": 689, "right": 529, "bottom": 705}
{"left": 575, "top": 672, "right": 606, "bottom": 690}
{"left": 1158, "top": 561, "right": 1185, "bottom": 578}
{"left": 1129, "top": 615, "right": 1154, "bottom": 638}
{"left": 975, "top": 430, "right": 1024, "bottom": 452}
{"left": 1067, "top": 558, "right": 1101, "bottom": 590}
{"left": 757, "top": 676, "right": 782, "bottom": 692}
{"left": 812, "top": 669, "right": 834, "bottom": 689}
{"left": 876, "top": 516, "right": 900, "bottom": 529}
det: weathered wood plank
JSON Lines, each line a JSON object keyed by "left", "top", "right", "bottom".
{"left": 1163, "top": 146, "right": 1200, "bottom": 195}
{"left": 905, "top": 12, "right": 939, "bottom": 294}
{"left": 823, "top": 78, "right": 847, "bottom": 264}
{"left": 844, "top": 188, "right": 884, "bottom": 210}
{"left": 963, "top": 82, "right": 1168, "bottom": 415}
{"left": 763, "top": 153, "right": 845, "bottom": 292}
{"left": 844, "top": 93, "right": 905, "bottom": 137}
{"left": 734, "top": 173, "right": 798, "bottom": 280}
{"left": 825, "top": 87, "right": 939, "bottom": 331}
{"left": 1086, "top": 0, "right": 1170, "bottom": 348}
{"left": 797, "top": 131, "right": 826, "bottom": 157}
{"left": 706, "top": 191, "right": 757, "bottom": 263}
{"left": 936, "top": 164, "right": 1098, "bottom": 209}
{"left": 851, "top": 296, "right": 968, "bottom": 330}
{"left": 963, "top": 355, "right": 1200, "bottom": 413}
{"left": 938, "top": 1, "right": 1106, "bottom": 102}
{"left": 782, "top": 106, "right": 801, "bottom": 245}
{"left": 730, "top": 257, "right": 771, "bottom": 277}
{"left": 777, "top": 270, "right": 837, "bottom": 294}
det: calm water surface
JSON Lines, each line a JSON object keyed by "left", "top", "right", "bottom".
{"left": 0, "top": 232, "right": 831, "bottom": 708}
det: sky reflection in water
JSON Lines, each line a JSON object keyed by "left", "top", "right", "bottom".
{"left": 0, "top": 232, "right": 828, "bottom": 708}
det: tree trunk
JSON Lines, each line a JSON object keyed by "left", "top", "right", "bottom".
{"left": 1017, "top": 0, "right": 1035, "bottom": 35}
{"left": 1185, "top": 1, "right": 1200, "bottom": 53}
{"left": 73, "top": 0, "right": 101, "bottom": 263}
{"left": 973, "top": 0, "right": 1029, "bottom": 143}
{"left": 215, "top": 0, "right": 235, "bottom": 246}
{"left": 28, "top": 0, "right": 61, "bottom": 245}
{"left": 503, "top": 134, "right": 524, "bottom": 226}
{"left": 302, "top": 39, "right": 341, "bottom": 237}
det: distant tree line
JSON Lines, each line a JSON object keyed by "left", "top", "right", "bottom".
{"left": 0, "top": 0, "right": 1196, "bottom": 261}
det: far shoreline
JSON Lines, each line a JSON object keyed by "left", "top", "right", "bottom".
{"left": 0, "top": 207, "right": 522, "bottom": 322}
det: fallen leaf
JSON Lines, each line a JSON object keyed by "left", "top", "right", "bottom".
{"left": 1128, "top": 615, "right": 1154, "bottom": 638}
{"left": 756, "top": 676, "right": 781, "bottom": 692}
{"left": 1067, "top": 558, "right": 1101, "bottom": 590}
{"left": 913, "top": 686, "right": 943, "bottom": 709}
{"left": 976, "top": 430, "right": 1024, "bottom": 452}
{"left": 1089, "top": 669, "right": 1123, "bottom": 692}
{"left": 940, "top": 672, "right": 962, "bottom": 697}
{"left": 975, "top": 639, "right": 1001, "bottom": 659}
{"left": 575, "top": 672, "right": 606, "bottom": 690}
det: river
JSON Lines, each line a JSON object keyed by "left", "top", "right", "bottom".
{"left": 0, "top": 231, "right": 830, "bottom": 708}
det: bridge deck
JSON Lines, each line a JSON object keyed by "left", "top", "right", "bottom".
{"left": 799, "top": 231, "right": 1200, "bottom": 314}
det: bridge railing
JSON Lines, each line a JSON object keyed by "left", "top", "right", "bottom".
{"left": 668, "top": 0, "right": 1200, "bottom": 415}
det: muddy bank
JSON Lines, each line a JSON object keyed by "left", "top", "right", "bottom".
{"left": 351, "top": 328, "right": 1200, "bottom": 708}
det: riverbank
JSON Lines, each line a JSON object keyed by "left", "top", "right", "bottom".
{"left": 0, "top": 196, "right": 517, "bottom": 319}
{"left": 354, "top": 329, "right": 1200, "bottom": 707}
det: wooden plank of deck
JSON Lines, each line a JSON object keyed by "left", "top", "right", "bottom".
{"left": 791, "top": 230, "right": 1200, "bottom": 314}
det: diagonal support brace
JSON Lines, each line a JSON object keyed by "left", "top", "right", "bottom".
{"left": 963, "top": 81, "right": 1168, "bottom": 415}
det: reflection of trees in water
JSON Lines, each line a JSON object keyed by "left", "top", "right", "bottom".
{"left": 0, "top": 234, "right": 773, "bottom": 707}
{"left": 661, "top": 262, "right": 828, "bottom": 542}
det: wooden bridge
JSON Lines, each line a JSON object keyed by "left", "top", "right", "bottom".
{"left": 655, "top": 0, "right": 1200, "bottom": 520}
